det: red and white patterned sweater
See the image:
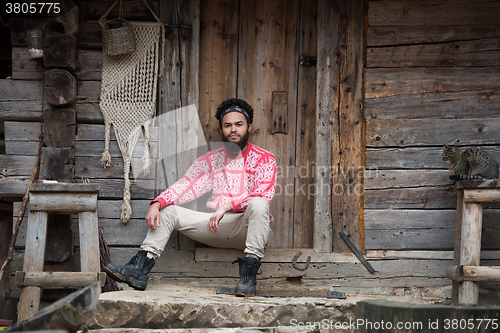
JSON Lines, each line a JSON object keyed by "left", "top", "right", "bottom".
{"left": 152, "top": 142, "right": 277, "bottom": 218}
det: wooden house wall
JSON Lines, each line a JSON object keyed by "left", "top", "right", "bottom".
{"left": 364, "top": 0, "right": 500, "bottom": 251}
{"left": 4, "top": 0, "right": 500, "bottom": 298}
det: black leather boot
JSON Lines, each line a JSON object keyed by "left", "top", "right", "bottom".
{"left": 103, "top": 250, "right": 155, "bottom": 291}
{"left": 233, "top": 256, "right": 261, "bottom": 297}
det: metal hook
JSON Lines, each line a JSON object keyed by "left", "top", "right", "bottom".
{"left": 292, "top": 251, "right": 311, "bottom": 271}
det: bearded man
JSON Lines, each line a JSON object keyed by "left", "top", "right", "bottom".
{"left": 103, "top": 98, "right": 277, "bottom": 297}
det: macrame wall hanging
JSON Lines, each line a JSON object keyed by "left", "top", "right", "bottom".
{"left": 99, "top": 0, "right": 165, "bottom": 223}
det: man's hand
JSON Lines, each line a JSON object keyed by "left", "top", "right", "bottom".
{"left": 145, "top": 201, "right": 162, "bottom": 230}
{"left": 208, "top": 203, "right": 232, "bottom": 233}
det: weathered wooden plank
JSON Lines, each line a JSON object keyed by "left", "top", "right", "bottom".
{"left": 364, "top": 209, "right": 456, "bottom": 229}
{"left": 332, "top": 0, "right": 365, "bottom": 252}
{"left": 199, "top": 0, "right": 239, "bottom": 145}
{"left": 77, "top": 81, "right": 100, "bottom": 103}
{"left": 463, "top": 266, "right": 500, "bottom": 282}
{"left": 365, "top": 228, "right": 455, "bottom": 250}
{"left": 97, "top": 200, "right": 151, "bottom": 219}
{"left": 237, "top": 0, "right": 299, "bottom": 248}
{"left": 0, "top": 177, "right": 30, "bottom": 197}
{"left": 366, "top": 118, "right": 500, "bottom": 147}
{"left": 16, "top": 271, "right": 103, "bottom": 288}
{"left": 365, "top": 169, "right": 451, "bottom": 189}
{"left": 4, "top": 121, "right": 40, "bottom": 142}
{"left": 111, "top": 247, "right": 457, "bottom": 279}
{"left": 76, "top": 124, "right": 158, "bottom": 142}
{"left": 0, "top": 155, "right": 37, "bottom": 176}
{"left": 75, "top": 103, "right": 103, "bottom": 123}
{"left": 79, "top": 211, "right": 100, "bottom": 272}
{"left": 366, "top": 250, "right": 500, "bottom": 261}
{"left": 367, "top": 37, "right": 500, "bottom": 68}
{"left": 313, "top": 0, "right": 339, "bottom": 252}
{"left": 99, "top": 218, "right": 149, "bottom": 247}
{"left": 369, "top": 0, "right": 500, "bottom": 27}
{"left": 89, "top": 179, "right": 154, "bottom": 199}
{"left": 195, "top": 248, "right": 358, "bottom": 263}
{"left": 75, "top": 140, "right": 158, "bottom": 159}
{"left": 366, "top": 146, "right": 500, "bottom": 169}
{"left": 365, "top": 89, "right": 500, "bottom": 120}
{"left": 365, "top": 67, "right": 500, "bottom": 99}
{"left": 29, "top": 193, "right": 97, "bottom": 213}
{"left": 18, "top": 210, "right": 48, "bottom": 321}
{"left": 364, "top": 186, "right": 457, "bottom": 209}
{"left": 367, "top": 25, "right": 500, "bottom": 47}
{"left": 464, "top": 189, "right": 500, "bottom": 203}
{"left": 293, "top": 0, "right": 317, "bottom": 249}
{"left": 75, "top": 156, "right": 155, "bottom": 180}
{"left": 0, "top": 80, "right": 43, "bottom": 121}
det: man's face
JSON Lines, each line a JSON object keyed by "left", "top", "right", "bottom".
{"left": 220, "top": 111, "right": 252, "bottom": 151}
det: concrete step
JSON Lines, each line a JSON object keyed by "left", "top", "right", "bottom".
{"left": 84, "top": 284, "right": 446, "bottom": 330}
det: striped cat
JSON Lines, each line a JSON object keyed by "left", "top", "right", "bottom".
{"left": 442, "top": 144, "right": 499, "bottom": 180}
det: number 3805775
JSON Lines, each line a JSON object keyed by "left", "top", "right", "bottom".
{"left": 6, "top": 3, "right": 61, "bottom": 14}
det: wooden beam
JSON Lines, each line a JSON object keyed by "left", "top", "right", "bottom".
{"left": 464, "top": 189, "right": 500, "bottom": 203}
{"left": 331, "top": 0, "right": 365, "bottom": 253}
{"left": 15, "top": 271, "right": 105, "bottom": 288}
{"left": 313, "top": 0, "right": 339, "bottom": 252}
{"left": 463, "top": 265, "right": 500, "bottom": 282}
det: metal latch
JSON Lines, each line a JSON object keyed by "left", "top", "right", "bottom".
{"left": 298, "top": 56, "right": 317, "bottom": 66}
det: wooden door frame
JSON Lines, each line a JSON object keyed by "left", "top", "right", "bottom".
{"left": 158, "top": 0, "right": 365, "bottom": 254}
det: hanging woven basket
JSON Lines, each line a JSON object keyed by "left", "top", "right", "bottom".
{"left": 101, "top": 18, "right": 136, "bottom": 55}
{"left": 99, "top": 0, "right": 136, "bottom": 56}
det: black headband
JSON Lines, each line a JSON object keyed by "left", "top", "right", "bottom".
{"left": 219, "top": 106, "right": 250, "bottom": 124}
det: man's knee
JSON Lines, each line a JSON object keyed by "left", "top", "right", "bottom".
{"left": 247, "top": 197, "right": 269, "bottom": 216}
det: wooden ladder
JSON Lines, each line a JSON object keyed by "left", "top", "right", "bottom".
{"left": 16, "top": 183, "right": 105, "bottom": 322}
{"left": 448, "top": 180, "right": 500, "bottom": 304}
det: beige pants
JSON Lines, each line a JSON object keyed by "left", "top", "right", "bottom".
{"left": 141, "top": 197, "right": 271, "bottom": 259}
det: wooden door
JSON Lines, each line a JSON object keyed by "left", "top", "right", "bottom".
{"left": 199, "top": 0, "right": 317, "bottom": 248}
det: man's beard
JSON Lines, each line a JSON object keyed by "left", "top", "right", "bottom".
{"left": 222, "top": 129, "right": 250, "bottom": 154}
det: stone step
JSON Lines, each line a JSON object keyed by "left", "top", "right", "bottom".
{"left": 84, "top": 284, "right": 446, "bottom": 330}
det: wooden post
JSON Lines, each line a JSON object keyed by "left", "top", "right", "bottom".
{"left": 451, "top": 189, "right": 463, "bottom": 304}
{"left": 459, "top": 200, "right": 483, "bottom": 304}
{"left": 79, "top": 211, "right": 100, "bottom": 273}
{"left": 18, "top": 210, "right": 48, "bottom": 322}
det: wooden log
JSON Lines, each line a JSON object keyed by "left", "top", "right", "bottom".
{"left": 367, "top": 37, "right": 500, "bottom": 68}
{"left": 43, "top": 33, "right": 77, "bottom": 71}
{"left": 44, "top": 69, "right": 77, "bottom": 106}
{"left": 75, "top": 156, "right": 156, "bottom": 180}
{"left": 43, "top": 108, "right": 76, "bottom": 148}
{"left": 366, "top": 118, "right": 500, "bottom": 147}
{"left": 463, "top": 265, "right": 500, "bottom": 282}
{"left": 15, "top": 271, "right": 104, "bottom": 288}
{"left": 0, "top": 155, "right": 37, "bottom": 176}
{"left": 365, "top": 67, "right": 500, "bottom": 99}
{"left": 39, "top": 147, "right": 75, "bottom": 182}
{"left": 29, "top": 193, "right": 97, "bottom": 213}
{"left": 77, "top": 81, "right": 101, "bottom": 103}
{"left": 367, "top": 25, "right": 500, "bottom": 47}
{"left": 464, "top": 189, "right": 500, "bottom": 203}
{"left": 368, "top": 0, "right": 500, "bottom": 26}
{"left": 364, "top": 169, "right": 450, "bottom": 189}
{"left": 459, "top": 202, "right": 483, "bottom": 304}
